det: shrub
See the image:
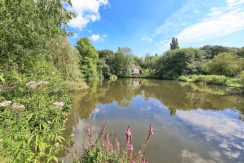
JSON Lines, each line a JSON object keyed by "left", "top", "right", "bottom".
{"left": 240, "top": 71, "right": 244, "bottom": 87}
{"left": 0, "top": 79, "right": 72, "bottom": 162}
{"left": 177, "top": 74, "right": 244, "bottom": 87}
{"left": 205, "top": 52, "right": 242, "bottom": 77}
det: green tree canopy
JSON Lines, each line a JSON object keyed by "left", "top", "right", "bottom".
{"left": 156, "top": 48, "right": 204, "bottom": 79}
{"left": 76, "top": 37, "right": 99, "bottom": 81}
{"left": 0, "top": 0, "right": 73, "bottom": 72}
{"left": 205, "top": 52, "right": 243, "bottom": 77}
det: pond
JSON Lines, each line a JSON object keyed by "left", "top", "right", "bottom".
{"left": 62, "top": 79, "right": 244, "bottom": 163}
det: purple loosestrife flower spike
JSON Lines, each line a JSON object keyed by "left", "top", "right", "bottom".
{"left": 128, "top": 144, "right": 134, "bottom": 153}
{"left": 125, "top": 126, "right": 132, "bottom": 144}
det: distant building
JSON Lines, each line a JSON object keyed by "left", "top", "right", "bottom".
{"left": 131, "top": 64, "right": 141, "bottom": 76}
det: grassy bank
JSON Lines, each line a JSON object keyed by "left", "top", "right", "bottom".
{"left": 178, "top": 74, "right": 244, "bottom": 88}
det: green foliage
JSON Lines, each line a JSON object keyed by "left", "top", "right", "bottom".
{"left": 240, "top": 71, "right": 244, "bottom": 87}
{"left": 200, "top": 45, "right": 231, "bottom": 59}
{"left": 170, "top": 37, "right": 179, "bottom": 50}
{"left": 0, "top": 73, "right": 5, "bottom": 83}
{"left": 0, "top": 80, "right": 72, "bottom": 162}
{"left": 81, "top": 146, "right": 121, "bottom": 163}
{"left": 156, "top": 48, "right": 204, "bottom": 79}
{"left": 0, "top": 0, "right": 73, "bottom": 73}
{"left": 98, "top": 50, "right": 115, "bottom": 78}
{"left": 48, "top": 35, "right": 86, "bottom": 89}
{"left": 111, "top": 48, "right": 134, "bottom": 77}
{"left": 178, "top": 75, "right": 241, "bottom": 87}
{"left": 205, "top": 52, "right": 243, "bottom": 77}
{"left": 98, "top": 48, "right": 134, "bottom": 78}
{"left": 76, "top": 37, "right": 99, "bottom": 82}
{"left": 109, "top": 75, "right": 118, "bottom": 81}
{"left": 237, "top": 48, "right": 244, "bottom": 58}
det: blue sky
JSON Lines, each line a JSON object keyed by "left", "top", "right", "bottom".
{"left": 67, "top": 0, "right": 244, "bottom": 56}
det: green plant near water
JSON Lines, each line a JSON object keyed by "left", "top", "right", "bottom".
{"left": 79, "top": 123, "right": 154, "bottom": 163}
{"left": 0, "top": 78, "right": 72, "bottom": 162}
{"left": 240, "top": 71, "right": 244, "bottom": 87}
{"left": 178, "top": 75, "right": 242, "bottom": 87}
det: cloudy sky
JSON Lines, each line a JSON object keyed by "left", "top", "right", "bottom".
{"left": 66, "top": 0, "right": 244, "bottom": 56}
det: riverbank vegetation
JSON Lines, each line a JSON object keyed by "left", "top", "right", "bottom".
{"left": 97, "top": 39, "right": 244, "bottom": 88}
{"left": 78, "top": 123, "right": 154, "bottom": 163}
{"left": 0, "top": 1, "right": 89, "bottom": 162}
{"left": 1, "top": 0, "right": 243, "bottom": 162}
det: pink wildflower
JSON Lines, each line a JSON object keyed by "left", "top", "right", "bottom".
{"left": 128, "top": 144, "right": 134, "bottom": 153}
{"left": 125, "top": 126, "right": 132, "bottom": 144}
{"left": 141, "top": 159, "right": 148, "bottom": 163}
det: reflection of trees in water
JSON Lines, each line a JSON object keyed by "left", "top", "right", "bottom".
{"left": 66, "top": 79, "right": 244, "bottom": 134}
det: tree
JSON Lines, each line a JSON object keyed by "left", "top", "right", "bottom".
{"left": 155, "top": 48, "right": 202, "bottom": 79}
{"left": 170, "top": 37, "right": 179, "bottom": 50}
{"left": 200, "top": 45, "right": 230, "bottom": 59}
{"left": 48, "top": 35, "right": 83, "bottom": 82}
{"left": 110, "top": 47, "right": 134, "bottom": 77}
{"left": 98, "top": 50, "right": 115, "bottom": 78}
{"left": 76, "top": 37, "right": 99, "bottom": 82}
{"left": 0, "top": 0, "right": 73, "bottom": 72}
{"left": 205, "top": 52, "right": 243, "bottom": 77}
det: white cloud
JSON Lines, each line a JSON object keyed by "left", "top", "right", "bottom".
{"left": 90, "top": 34, "right": 101, "bottom": 41}
{"left": 90, "top": 34, "right": 106, "bottom": 42}
{"left": 68, "top": 0, "right": 109, "bottom": 29}
{"left": 177, "top": 0, "right": 244, "bottom": 42}
{"left": 141, "top": 37, "right": 153, "bottom": 43}
{"left": 151, "top": 0, "right": 244, "bottom": 53}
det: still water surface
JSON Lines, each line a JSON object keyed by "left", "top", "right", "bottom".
{"left": 63, "top": 79, "right": 244, "bottom": 163}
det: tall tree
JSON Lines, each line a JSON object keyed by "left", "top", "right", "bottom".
{"left": 170, "top": 37, "right": 179, "bottom": 50}
{"left": 0, "top": 0, "right": 73, "bottom": 72}
{"left": 76, "top": 37, "right": 99, "bottom": 82}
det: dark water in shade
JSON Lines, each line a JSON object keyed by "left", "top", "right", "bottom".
{"left": 61, "top": 79, "right": 244, "bottom": 163}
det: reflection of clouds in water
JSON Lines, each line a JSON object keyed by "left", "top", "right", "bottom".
{"left": 181, "top": 150, "right": 220, "bottom": 163}
{"left": 94, "top": 108, "right": 100, "bottom": 113}
{"left": 223, "top": 151, "right": 240, "bottom": 159}
{"left": 177, "top": 109, "right": 244, "bottom": 160}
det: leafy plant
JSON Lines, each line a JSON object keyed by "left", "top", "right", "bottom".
{"left": 79, "top": 123, "right": 154, "bottom": 163}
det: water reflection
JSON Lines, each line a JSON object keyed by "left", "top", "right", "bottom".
{"left": 63, "top": 79, "right": 244, "bottom": 163}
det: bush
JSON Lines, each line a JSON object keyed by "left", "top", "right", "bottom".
{"left": 177, "top": 75, "right": 243, "bottom": 87}
{"left": 205, "top": 52, "right": 242, "bottom": 77}
{"left": 0, "top": 79, "right": 72, "bottom": 162}
{"left": 240, "top": 71, "right": 244, "bottom": 87}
